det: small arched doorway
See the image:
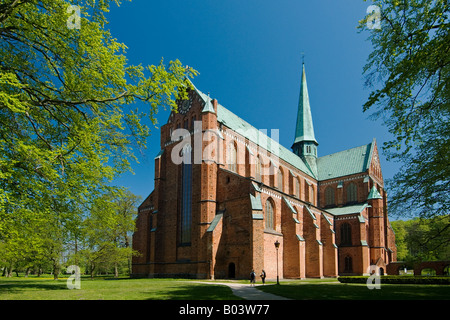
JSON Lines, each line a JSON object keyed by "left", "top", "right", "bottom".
{"left": 228, "top": 263, "right": 236, "bottom": 279}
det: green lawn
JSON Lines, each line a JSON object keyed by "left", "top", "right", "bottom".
{"left": 0, "top": 276, "right": 241, "bottom": 300}
{"left": 1, "top": 276, "right": 449, "bottom": 300}
{"left": 258, "top": 278, "right": 450, "bottom": 300}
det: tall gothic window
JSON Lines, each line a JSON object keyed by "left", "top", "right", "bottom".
{"left": 228, "top": 142, "right": 237, "bottom": 172}
{"left": 340, "top": 223, "right": 352, "bottom": 246}
{"left": 255, "top": 156, "right": 261, "bottom": 181}
{"left": 295, "top": 177, "right": 300, "bottom": 198}
{"left": 347, "top": 183, "right": 357, "bottom": 203}
{"left": 325, "top": 187, "right": 335, "bottom": 206}
{"left": 277, "top": 168, "right": 283, "bottom": 191}
{"left": 265, "top": 198, "right": 274, "bottom": 230}
{"left": 180, "top": 144, "right": 192, "bottom": 245}
{"left": 191, "top": 115, "right": 196, "bottom": 130}
{"left": 344, "top": 256, "right": 353, "bottom": 272}
{"left": 304, "top": 181, "right": 310, "bottom": 202}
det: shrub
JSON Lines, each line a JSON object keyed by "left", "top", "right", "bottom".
{"left": 338, "top": 275, "right": 450, "bottom": 285}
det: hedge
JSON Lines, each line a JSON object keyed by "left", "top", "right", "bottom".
{"left": 338, "top": 275, "right": 450, "bottom": 285}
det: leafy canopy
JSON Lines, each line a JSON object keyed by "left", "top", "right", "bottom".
{"left": 0, "top": 0, "right": 197, "bottom": 213}
{"left": 359, "top": 0, "right": 449, "bottom": 220}
{"left": 0, "top": 0, "right": 196, "bottom": 275}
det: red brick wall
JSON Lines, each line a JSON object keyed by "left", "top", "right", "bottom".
{"left": 132, "top": 89, "right": 396, "bottom": 278}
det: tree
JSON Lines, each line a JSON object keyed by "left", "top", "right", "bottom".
{"left": 0, "top": 0, "right": 196, "bottom": 268}
{"left": 80, "top": 189, "right": 139, "bottom": 278}
{"left": 390, "top": 220, "right": 408, "bottom": 260}
{"left": 391, "top": 217, "right": 450, "bottom": 262}
{"left": 113, "top": 189, "right": 141, "bottom": 275}
{"left": 0, "top": 0, "right": 196, "bottom": 218}
{"left": 359, "top": 1, "right": 449, "bottom": 223}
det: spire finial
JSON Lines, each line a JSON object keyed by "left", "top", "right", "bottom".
{"left": 301, "top": 51, "right": 305, "bottom": 65}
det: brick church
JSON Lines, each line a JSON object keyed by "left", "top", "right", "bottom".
{"left": 132, "top": 64, "right": 397, "bottom": 279}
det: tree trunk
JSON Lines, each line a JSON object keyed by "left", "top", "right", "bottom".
{"left": 7, "top": 262, "right": 13, "bottom": 277}
{"left": 90, "top": 263, "right": 95, "bottom": 279}
{"left": 53, "top": 260, "right": 60, "bottom": 280}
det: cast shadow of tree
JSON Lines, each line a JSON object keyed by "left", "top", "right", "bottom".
{"left": 144, "top": 283, "right": 244, "bottom": 300}
{"left": 0, "top": 280, "right": 67, "bottom": 295}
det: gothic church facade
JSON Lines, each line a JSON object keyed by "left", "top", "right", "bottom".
{"left": 132, "top": 64, "right": 397, "bottom": 279}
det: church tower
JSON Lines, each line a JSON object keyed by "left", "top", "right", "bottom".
{"left": 292, "top": 63, "right": 318, "bottom": 177}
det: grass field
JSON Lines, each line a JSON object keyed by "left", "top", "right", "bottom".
{"left": 0, "top": 276, "right": 449, "bottom": 300}
{"left": 0, "top": 276, "right": 240, "bottom": 300}
{"left": 258, "top": 278, "right": 450, "bottom": 300}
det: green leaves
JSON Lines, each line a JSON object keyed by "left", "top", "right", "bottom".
{"left": 0, "top": 0, "right": 196, "bottom": 275}
{"left": 77, "top": 189, "right": 141, "bottom": 277}
{"left": 0, "top": 0, "right": 195, "bottom": 207}
{"left": 359, "top": 0, "right": 449, "bottom": 221}
{"left": 391, "top": 217, "right": 450, "bottom": 262}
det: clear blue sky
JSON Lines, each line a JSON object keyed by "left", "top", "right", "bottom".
{"left": 106, "top": 0, "right": 399, "bottom": 201}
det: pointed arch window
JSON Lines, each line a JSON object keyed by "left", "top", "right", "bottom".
{"left": 191, "top": 115, "right": 196, "bottom": 130}
{"left": 340, "top": 223, "right": 352, "bottom": 246}
{"left": 347, "top": 183, "right": 357, "bottom": 203}
{"left": 325, "top": 187, "right": 335, "bottom": 206}
{"left": 255, "top": 156, "right": 262, "bottom": 181}
{"left": 228, "top": 142, "right": 237, "bottom": 172}
{"left": 304, "top": 180, "right": 310, "bottom": 202}
{"left": 265, "top": 198, "right": 274, "bottom": 230}
{"left": 344, "top": 256, "right": 353, "bottom": 273}
{"left": 295, "top": 177, "right": 300, "bottom": 198}
{"left": 180, "top": 144, "right": 192, "bottom": 245}
{"left": 277, "top": 168, "right": 283, "bottom": 191}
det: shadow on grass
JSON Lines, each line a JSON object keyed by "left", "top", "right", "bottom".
{"left": 144, "top": 283, "right": 243, "bottom": 300}
{"left": 0, "top": 280, "right": 67, "bottom": 295}
{"left": 258, "top": 283, "right": 450, "bottom": 300}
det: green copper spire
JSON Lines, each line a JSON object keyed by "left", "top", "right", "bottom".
{"left": 292, "top": 63, "right": 318, "bottom": 177}
{"left": 294, "top": 63, "right": 317, "bottom": 145}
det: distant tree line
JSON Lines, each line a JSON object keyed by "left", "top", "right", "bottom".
{"left": 391, "top": 216, "right": 450, "bottom": 263}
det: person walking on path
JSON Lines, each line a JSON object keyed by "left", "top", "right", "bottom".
{"left": 250, "top": 270, "right": 256, "bottom": 287}
{"left": 260, "top": 270, "right": 266, "bottom": 285}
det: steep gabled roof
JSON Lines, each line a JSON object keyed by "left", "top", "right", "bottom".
{"left": 317, "top": 139, "right": 376, "bottom": 181}
{"left": 217, "top": 104, "right": 316, "bottom": 178}
{"left": 190, "top": 83, "right": 316, "bottom": 178}
{"left": 189, "top": 81, "right": 378, "bottom": 182}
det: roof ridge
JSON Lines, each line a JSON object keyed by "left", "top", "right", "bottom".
{"left": 365, "top": 138, "right": 377, "bottom": 171}
{"left": 318, "top": 141, "right": 372, "bottom": 160}
{"left": 216, "top": 103, "right": 316, "bottom": 178}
